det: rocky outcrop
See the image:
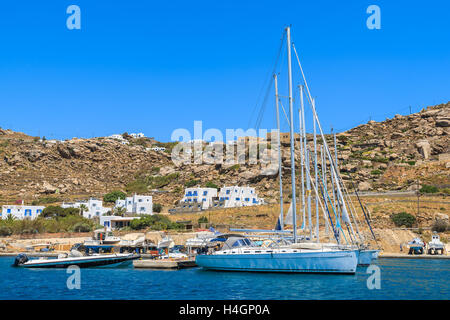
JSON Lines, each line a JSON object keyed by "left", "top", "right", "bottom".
{"left": 0, "top": 102, "right": 448, "bottom": 205}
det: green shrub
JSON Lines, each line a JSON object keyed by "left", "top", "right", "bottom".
{"left": 390, "top": 212, "right": 416, "bottom": 228}
{"left": 432, "top": 219, "right": 448, "bottom": 233}
{"left": 420, "top": 185, "right": 438, "bottom": 194}
{"left": 407, "top": 161, "right": 416, "bottom": 166}
{"left": 151, "top": 167, "right": 160, "bottom": 174}
{"left": 41, "top": 206, "right": 80, "bottom": 219}
{"left": 198, "top": 216, "right": 208, "bottom": 224}
{"left": 153, "top": 203, "right": 162, "bottom": 213}
{"left": 205, "top": 181, "right": 219, "bottom": 189}
{"left": 185, "top": 179, "right": 199, "bottom": 188}
{"left": 103, "top": 190, "right": 126, "bottom": 203}
{"left": 370, "top": 170, "right": 382, "bottom": 175}
{"left": 72, "top": 222, "right": 92, "bottom": 233}
{"left": 129, "top": 214, "right": 182, "bottom": 231}
{"left": 0, "top": 226, "right": 12, "bottom": 236}
{"left": 125, "top": 179, "right": 148, "bottom": 193}
{"left": 31, "top": 197, "right": 61, "bottom": 205}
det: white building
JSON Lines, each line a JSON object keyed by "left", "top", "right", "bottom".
{"left": 150, "top": 147, "right": 166, "bottom": 152}
{"left": 108, "top": 134, "right": 125, "bottom": 141}
{"left": 100, "top": 216, "right": 140, "bottom": 231}
{"left": 1, "top": 204, "right": 45, "bottom": 220}
{"left": 130, "top": 133, "right": 145, "bottom": 138}
{"left": 218, "top": 186, "right": 264, "bottom": 208}
{"left": 180, "top": 188, "right": 217, "bottom": 210}
{"left": 61, "top": 198, "right": 110, "bottom": 219}
{"left": 114, "top": 194, "right": 153, "bottom": 215}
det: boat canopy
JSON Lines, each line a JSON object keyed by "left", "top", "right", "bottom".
{"left": 223, "top": 237, "right": 254, "bottom": 250}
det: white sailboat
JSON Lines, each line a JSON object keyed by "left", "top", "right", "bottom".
{"left": 196, "top": 26, "right": 358, "bottom": 274}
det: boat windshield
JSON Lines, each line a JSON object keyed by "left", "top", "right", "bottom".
{"left": 231, "top": 238, "right": 253, "bottom": 248}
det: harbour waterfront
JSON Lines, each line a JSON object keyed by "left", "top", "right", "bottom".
{"left": 1, "top": 257, "right": 448, "bottom": 300}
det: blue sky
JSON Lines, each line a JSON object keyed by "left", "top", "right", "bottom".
{"left": 0, "top": 1, "right": 449, "bottom": 141}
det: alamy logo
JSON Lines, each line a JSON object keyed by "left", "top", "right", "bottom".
{"left": 366, "top": 5, "right": 381, "bottom": 30}
{"left": 66, "top": 5, "right": 81, "bottom": 30}
{"left": 66, "top": 265, "right": 81, "bottom": 290}
{"left": 366, "top": 265, "right": 381, "bottom": 290}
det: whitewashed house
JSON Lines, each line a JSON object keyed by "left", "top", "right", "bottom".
{"left": 180, "top": 188, "right": 217, "bottom": 210}
{"left": 218, "top": 186, "right": 264, "bottom": 208}
{"left": 114, "top": 194, "right": 153, "bottom": 215}
{"left": 100, "top": 216, "right": 140, "bottom": 231}
{"left": 61, "top": 198, "right": 110, "bottom": 219}
{"left": 150, "top": 146, "right": 166, "bottom": 152}
{"left": 1, "top": 203, "right": 45, "bottom": 220}
{"left": 130, "top": 133, "right": 145, "bottom": 138}
{"left": 108, "top": 134, "right": 125, "bottom": 141}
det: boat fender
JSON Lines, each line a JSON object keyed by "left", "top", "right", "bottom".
{"left": 13, "top": 253, "right": 29, "bottom": 267}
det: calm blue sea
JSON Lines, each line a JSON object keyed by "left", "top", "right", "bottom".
{"left": 0, "top": 257, "right": 448, "bottom": 300}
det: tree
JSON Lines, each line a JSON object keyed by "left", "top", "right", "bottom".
{"left": 41, "top": 206, "right": 80, "bottom": 219}
{"left": 5, "top": 214, "right": 16, "bottom": 222}
{"left": 432, "top": 219, "right": 448, "bottom": 233}
{"left": 79, "top": 204, "right": 88, "bottom": 216}
{"left": 114, "top": 206, "right": 127, "bottom": 217}
{"left": 390, "top": 212, "right": 416, "bottom": 228}
{"left": 103, "top": 190, "right": 126, "bottom": 203}
{"left": 153, "top": 203, "right": 162, "bottom": 213}
{"left": 198, "top": 216, "right": 208, "bottom": 224}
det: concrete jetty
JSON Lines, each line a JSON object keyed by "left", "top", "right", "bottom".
{"left": 133, "top": 258, "right": 197, "bottom": 269}
{"left": 379, "top": 253, "right": 450, "bottom": 259}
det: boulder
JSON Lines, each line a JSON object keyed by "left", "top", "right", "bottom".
{"left": 415, "top": 140, "right": 431, "bottom": 159}
{"left": 435, "top": 117, "right": 450, "bottom": 127}
{"left": 434, "top": 212, "right": 449, "bottom": 221}
{"left": 358, "top": 181, "right": 371, "bottom": 191}
{"left": 41, "top": 181, "right": 57, "bottom": 194}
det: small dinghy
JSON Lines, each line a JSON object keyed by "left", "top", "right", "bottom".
{"left": 13, "top": 249, "right": 140, "bottom": 268}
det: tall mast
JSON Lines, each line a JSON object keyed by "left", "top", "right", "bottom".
{"left": 321, "top": 144, "right": 329, "bottom": 236}
{"left": 301, "top": 84, "right": 311, "bottom": 240}
{"left": 274, "top": 74, "right": 283, "bottom": 230}
{"left": 306, "top": 148, "right": 312, "bottom": 240}
{"left": 313, "top": 98, "right": 319, "bottom": 243}
{"left": 298, "top": 85, "right": 306, "bottom": 230}
{"left": 286, "top": 26, "right": 297, "bottom": 243}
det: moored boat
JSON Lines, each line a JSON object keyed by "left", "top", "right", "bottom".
{"left": 196, "top": 236, "right": 358, "bottom": 274}
{"left": 427, "top": 233, "right": 445, "bottom": 255}
{"left": 13, "top": 251, "right": 140, "bottom": 268}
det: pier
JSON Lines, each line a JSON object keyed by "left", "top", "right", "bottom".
{"left": 133, "top": 258, "right": 197, "bottom": 269}
{"left": 379, "top": 253, "right": 450, "bottom": 259}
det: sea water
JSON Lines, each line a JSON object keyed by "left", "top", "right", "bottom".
{"left": 0, "top": 257, "right": 448, "bottom": 300}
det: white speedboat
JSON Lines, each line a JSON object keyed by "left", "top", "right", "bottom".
{"left": 13, "top": 250, "right": 139, "bottom": 268}
{"left": 84, "top": 229, "right": 122, "bottom": 246}
{"left": 157, "top": 236, "right": 174, "bottom": 249}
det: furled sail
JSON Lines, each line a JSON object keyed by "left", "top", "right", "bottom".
{"left": 284, "top": 202, "right": 294, "bottom": 225}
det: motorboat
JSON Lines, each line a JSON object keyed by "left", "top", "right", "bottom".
{"left": 427, "top": 233, "right": 445, "bottom": 255}
{"left": 13, "top": 249, "right": 140, "bottom": 268}
{"left": 84, "top": 229, "right": 122, "bottom": 246}
{"left": 408, "top": 238, "right": 425, "bottom": 254}
{"left": 157, "top": 236, "right": 175, "bottom": 249}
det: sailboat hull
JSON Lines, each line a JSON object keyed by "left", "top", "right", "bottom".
{"left": 196, "top": 250, "right": 358, "bottom": 274}
{"left": 357, "top": 249, "right": 380, "bottom": 266}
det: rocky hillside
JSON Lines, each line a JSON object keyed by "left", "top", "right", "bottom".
{"left": 0, "top": 102, "right": 449, "bottom": 208}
